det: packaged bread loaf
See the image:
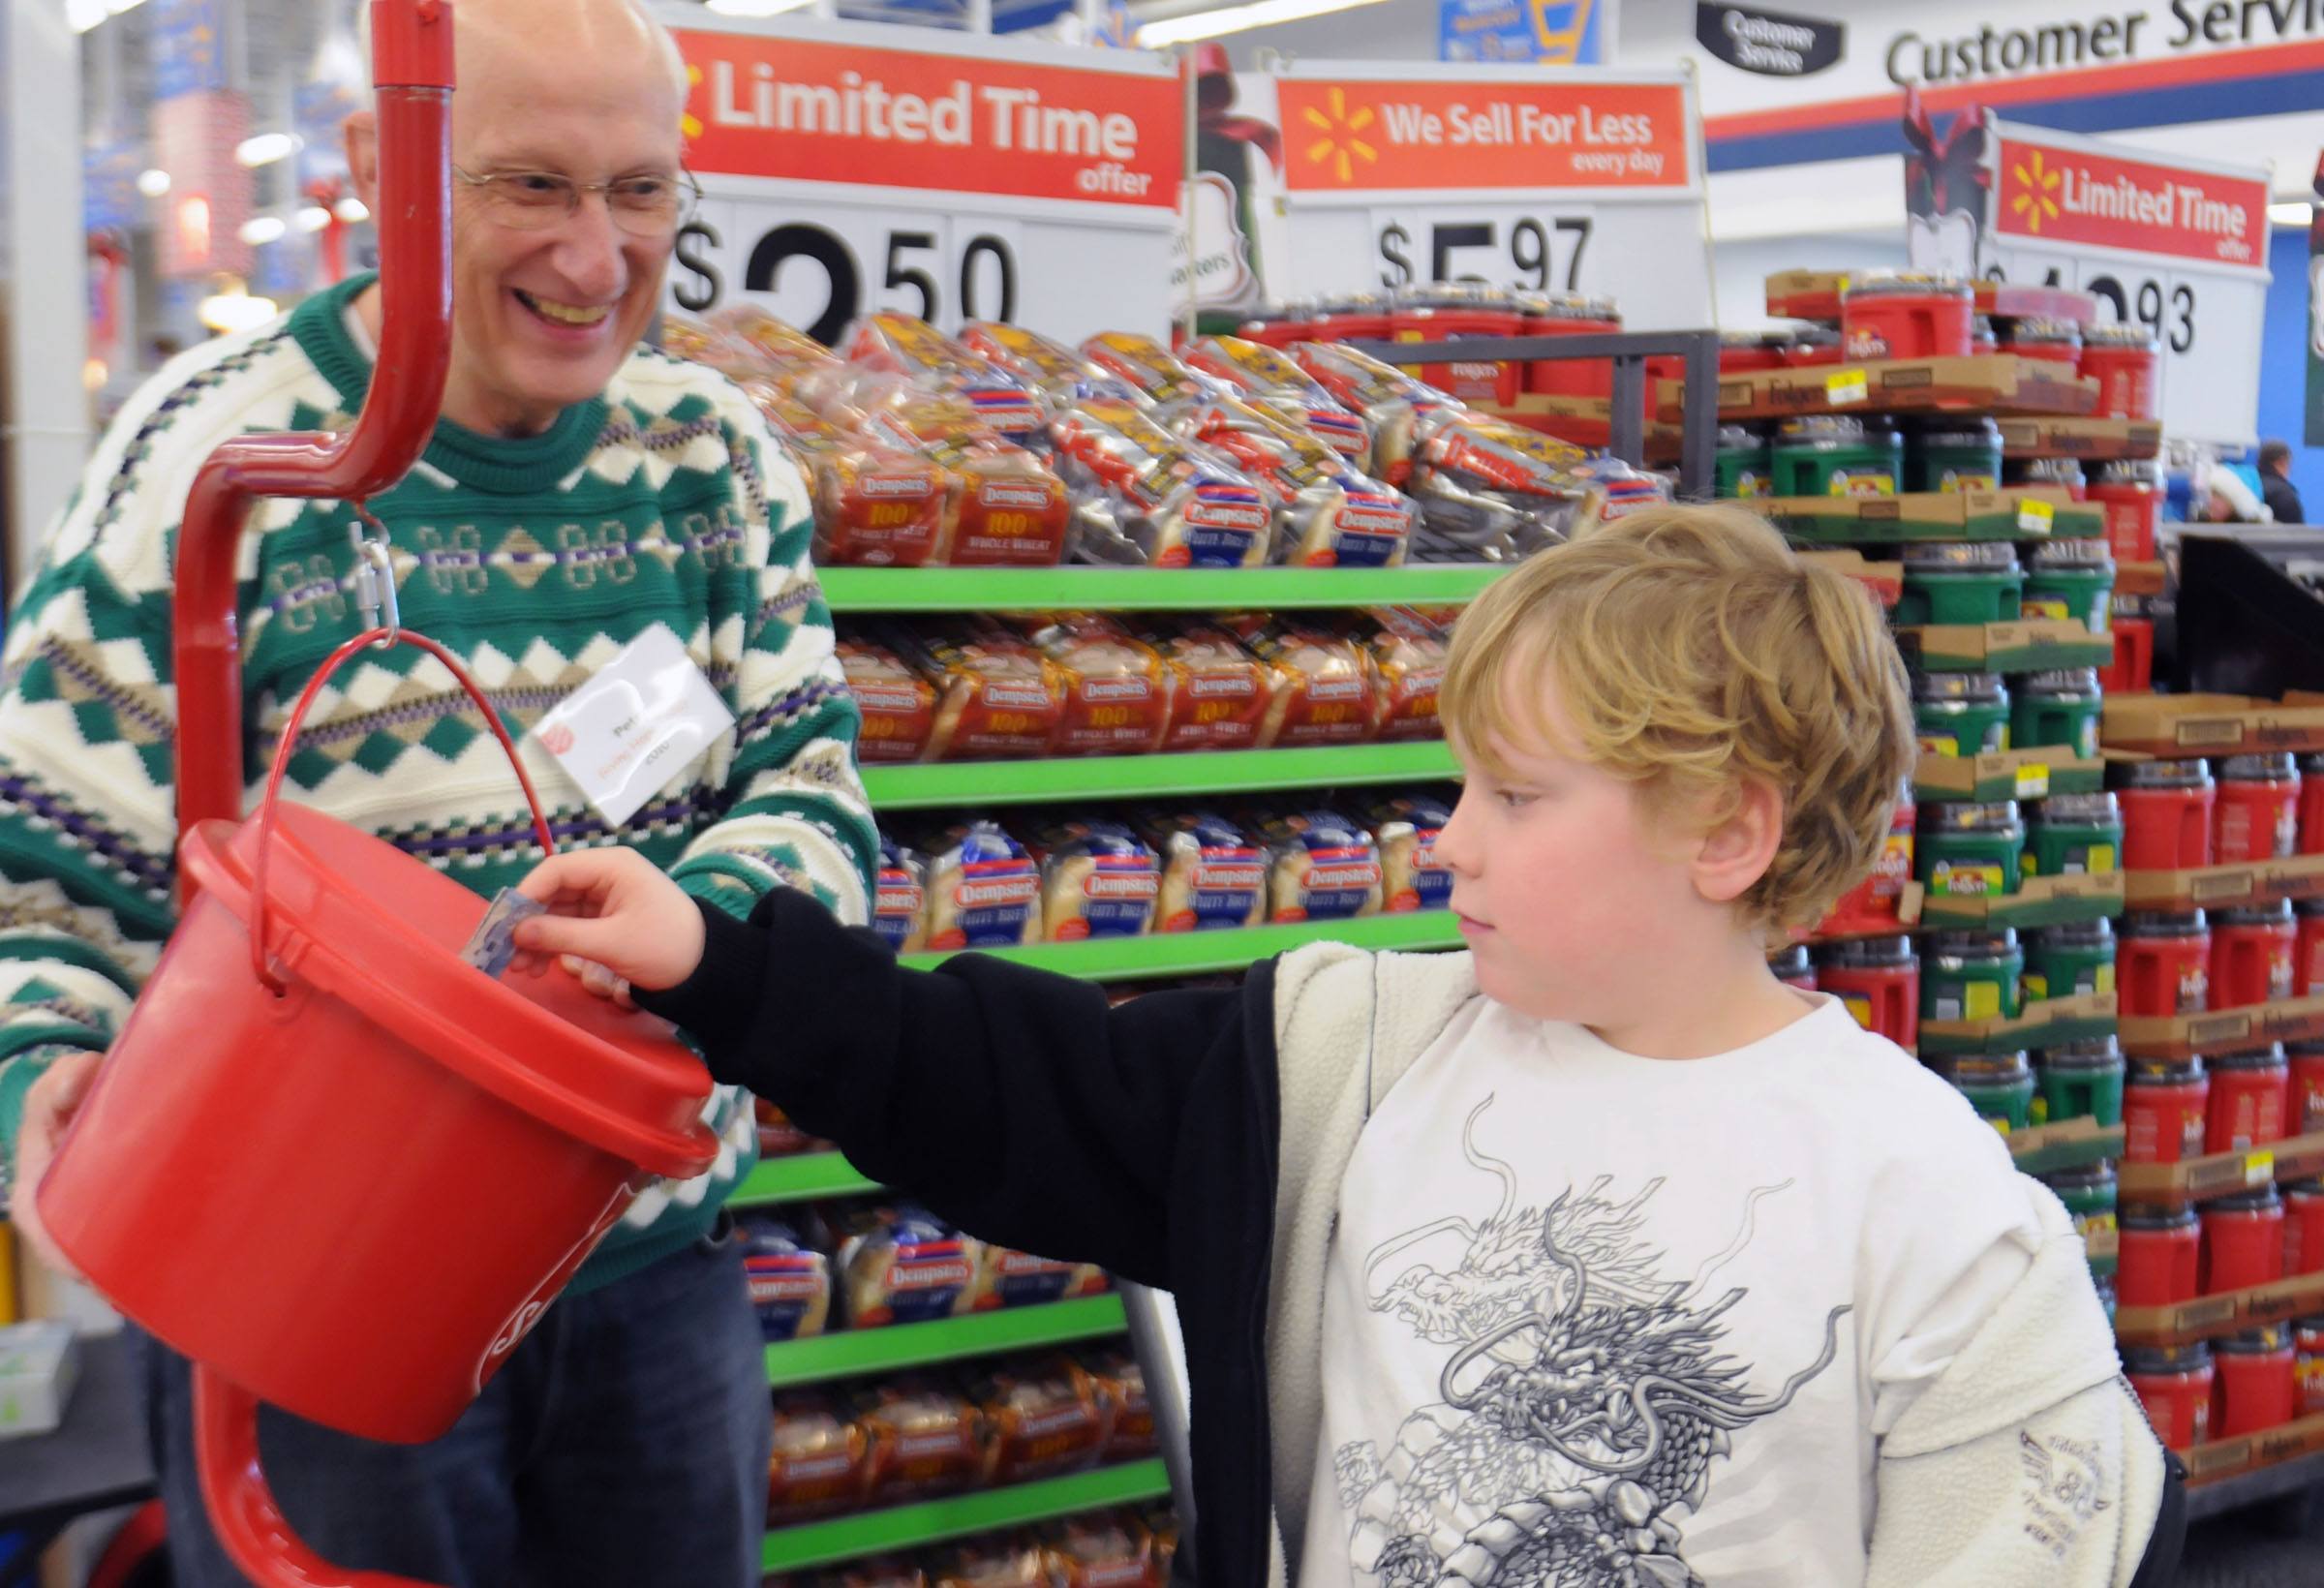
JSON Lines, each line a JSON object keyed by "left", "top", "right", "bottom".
{"left": 859, "top": 397, "right": 1072, "bottom": 567}
{"left": 885, "top": 622, "right": 1064, "bottom": 762}
{"left": 872, "top": 836, "right": 931, "bottom": 954}
{"left": 1256, "top": 809, "right": 1386, "bottom": 923}
{"left": 1289, "top": 341, "right": 1460, "bottom": 488}
{"left": 1356, "top": 607, "right": 1451, "bottom": 743}
{"left": 1405, "top": 408, "right": 1596, "bottom": 561}
{"left": 920, "top": 822, "right": 1043, "bottom": 950}
{"left": 1176, "top": 396, "right": 1410, "bottom": 568}
{"left": 1040, "top": 1511, "right": 1160, "bottom": 1588}
{"left": 658, "top": 312, "right": 759, "bottom": 379}
{"left": 1182, "top": 335, "right": 1372, "bottom": 467}
{"left": 968, "top": 1245, "right": 1111, "bottom": 1311}
{"left": 766, "top": 1390, "right": 871, "bottom": 1525}
{"left": 967, "top": 1354, "right": 1111, "bottom": 1487}
{"left": 924, "top": 1537, "right": 1047, "bottom": 1588}
{"left": 1146, "top": 623, "right": 1268, "bottom": 753}
{"left": 1227, "top": 617, "right": 1379, "bottom": 748}
{"left": 829, "top": 1204, "right": 983, "bottom": 1328}
{"left": 845, "top": 313, "right": 1045, "bottom": 443}
{"left": 1144, "top": 810, "right": 1269, "bottom": 933}
{"left": 741, "top": 1214, "right": 833, "bottom": 1343}
{"left": 1078, "top": 1348, "right": 1156, "bottom": 1462}
{"left": 806, "top": 441, "right": 953, "bottom": 567}
{"left": 851, "top": 1376, "right": 986, "bottom": 1508}
{"left": 713, "top": 303, "right": 848, "bottom": 396}
{"left": 1022, "top": 818, "right": 1159, "bottom": 941}
{"left": 1079, "top": 331, "right": 1220, "bottom": 410}
{"left": 1371, "top": 793, "right": 1456, "bottom": 913}
{"left": 960, "top": 321, "right": 1133, "bottom": 412}
{"left": 840, "top": 637, "right": 939, "bottom": 763}
{"left": 1009, "top": 613, "right": 1174, "bottom": 757}
{"left": 1047, "top": 397, "right": 1269, "bottom": 569}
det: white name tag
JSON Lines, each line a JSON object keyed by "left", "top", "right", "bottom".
{"left": 531, "top": 627, "right": 736, "bottom": 828}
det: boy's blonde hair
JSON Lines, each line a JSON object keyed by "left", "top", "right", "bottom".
{"left": 1441, "top": 503, "right": 1913, "bottom": 931}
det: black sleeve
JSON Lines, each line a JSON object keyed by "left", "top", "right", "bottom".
{"left": 636, "top": 890, "right": 1269, "bottom": 1290}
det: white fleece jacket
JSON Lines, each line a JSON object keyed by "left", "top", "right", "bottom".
{"left": 1257, "top": 942, "right": 2166, "bottom": 1588}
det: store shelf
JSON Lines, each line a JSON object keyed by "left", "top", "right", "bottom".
{"left": 1998, "top": 415, "right": 2164, "bottom": 461}
{"left": 902, "top": 910, "right": 1462, "bottom": 982}
{"left": 1925, "top": 993, "right": 2118, "bottom": 1061}
{"left": 765, "top": 1296, "right": 1128, "bottom": 1389}
{"left": 760, "top": 1459, "right": 1172, "bottom": 1573}
{"left": 2006, "top": 1115, "right": 2125, "bottom": 1175}
{"left": 2121, "top": 994, "right": 2324, "bottom": 1064}
{"left": 2116, "top": 1130, "right": 2324, "bottom": 1206}
{"left": 2122, "top": 854, "right": 2324, "bottom": 914}
{"left": 2183, "top": 1412, "right": 2324, "bottom": 1502}
{"left": 1769, "top": 491, "right": 2102, "bottom": 547}
{"left": 860, "top": 742, "right": 1458, "bottom": 809}
{"left": 1914, "top": 748, "right": 2104, "bottom": 804}
{"left": 2114, "top": 1269, "right": 2324, "bottom": 1348}
{"left": 1917, "top": 873, "right": 2125, "bottom": 931}
{"left": 731, "top": 1152, "right": 883, "bottom": 1207}
{"left": 1897, "top": 620, "right": 2115, "bottom": 675}
{"left": 817, "top": 565, "right": 1509, "bottom": 614}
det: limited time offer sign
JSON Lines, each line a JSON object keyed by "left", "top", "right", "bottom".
{"left": 1980, "top": 117, "right": 2271, "bottom": 447}
{"left": 663, "top": 12, "right": 1182, "bottom": 345}
{"left": 1265, "top": 60, "right": 1714, "bottom": 330}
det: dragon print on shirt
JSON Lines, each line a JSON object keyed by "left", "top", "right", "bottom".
{"left": 1334, "top": 1098, "right": 1850, "bottom": 1588}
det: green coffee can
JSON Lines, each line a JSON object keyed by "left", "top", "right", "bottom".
{"left": 1906, "top": 415, "right": 2003, "bottom": 494}
{"left": 2024, "top": 790, "right": 2123, "bottom": 880}
{"left": 1897, "top": 541, "right": 2025, "bottom": 627}
{"left": 1922, "top": 928, "right": 2025, "bottom": 1023}
{"left": 1716, "top": 423, "right": 1773, "bottom": 500}
{"left": 1924, "top": 1050, "right": 2037, "bottom": 1133}
{"left": 1913, "top": 671, "right": 2011, "bottom": 758}
{"left": 2040, "top": 1162, "right": 2120, "bottom": 1242}
{"left": 2036, "top": 1036, "right": 2126, "bottom": 1128}
{"left": 1774, "top": 415, "right": 1902, "bottom": 498}
{"left": 2023, "top": 538, "right": 2117, "bottom": 634}
{"left": 1917, "top": 800, "right": 2025, "bottom": 899}
{"left": 2024, "top": 919, "right": 2117, "bottom": 1003}
{"left": 2011, "top": 668, "right": 2105, "bottom": 761}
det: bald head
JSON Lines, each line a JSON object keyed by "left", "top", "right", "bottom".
{"left": 359, "top": 0, "right": 688, "bottom": 109}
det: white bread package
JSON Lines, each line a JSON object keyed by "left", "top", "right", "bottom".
{"left": 1024, "top": 818, "right": 1161, "bottom": 942}
{"left": 920, "top": 821, "right": 1043, "bottom": 950}
{"left": 1256, "top": 809, "right": 1386, "bottom": 923}
{"left": 1144, "top": 810, "right": 1269, "bottom": 933}
{"left": 1371, "top": 792, "right": 1456, "bottom": 913}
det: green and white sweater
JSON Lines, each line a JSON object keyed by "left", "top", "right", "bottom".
{"left": 0, "top": 272, "right": 875, "bottom": 1290}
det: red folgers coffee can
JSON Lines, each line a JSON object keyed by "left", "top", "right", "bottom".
{"left": 2284, "top": 1180, "right": 2324, "bottom": 1277}
{"left": 2124, "top": 1057, "right": 2210, "bottom": 1164}
{"left": 1518, "top": 290, "right": 1621, "bottom": 399}
{"left": 2297, "top": 1317, "right": 2324, "bottom": 1415}
{"left": 2211, "top": 901, "right": 2297, "bottom": 1011}
{"left": 2117, "top": 1204, "right": 2202, "bottom": 1305}
{"left": 2124, "top": 1342, "right": 2214, "bottom": 1450}
{"left": 2202, "top": 1186, "right": 2287, "bottom": 1296}
{"left": 1392, "top": 283, "right": 1523, "bottom": 406}
{"left": 1841, "top": 273, "right": 1974, "bottom": 362}
{"left": 2213, "top": 1327, "right": 2298, "bottom": 1437}
{"left": 2113, "top": 758, "right": 2216, "bottom": 871}
{"left": 2206, "top": 1045, "right": 2290, "bottom": 1154}
{"left": 1821, "top": 779, "right": 1914, "bottom": 934}
{"left": 2120, "top": 910, "right": 2211, "bottom": 1019}
{"left": 1816, "top": 935, "right": 1919, "bottom": 1051}
{"left": 2294, "top": 1044, "right": 2324, "bottom": 1136}
{"left": 2297, "top": 901, "right": 2324, "bottom": 997}
{"left": 2091, "top": 461, "right": 2161, "bottom": 563}
{"left": 2080, "top": 321, "right": 2161, "bottom": 420}
{"left": 2216, "top": 752, "right": 2301, "bottom": 863}
{"left": 2103, "top": 609, "right": 2156, "bottom": 696}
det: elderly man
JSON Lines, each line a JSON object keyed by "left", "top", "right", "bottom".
{"left": 0, "top": 1, "right": 872, "bottom": 1582}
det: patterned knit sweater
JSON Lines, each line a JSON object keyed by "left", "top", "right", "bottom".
{"left": 0, "top": 272, "right": 875, "bottom": 1291}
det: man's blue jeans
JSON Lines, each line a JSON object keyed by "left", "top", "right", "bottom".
{"left": 140, "top": 1212, "right": 772, "bottom": 1588}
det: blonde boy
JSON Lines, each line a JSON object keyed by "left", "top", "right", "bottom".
{"left": 518, "top": 505, "right": 2178, "bottom": 1587}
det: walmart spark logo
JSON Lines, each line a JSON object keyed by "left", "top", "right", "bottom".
{"left": 2010, "top": 147, "right": 2063, "bottom": 233}
{"left": 683, "top": 64, "right": 705, "bottom": 141}
{"left": 1301, "top": 87, "right": 1378, "bottom": 184}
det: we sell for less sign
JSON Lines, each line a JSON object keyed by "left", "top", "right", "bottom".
{"left": 666, "top": 15, "right": 1181, "bottom": 345}
{"left": 1266, "top": 62, "right": 1714, "bottom": 330}
{"left": 1980, "top": 118, "right": 2270, "bottom": 446}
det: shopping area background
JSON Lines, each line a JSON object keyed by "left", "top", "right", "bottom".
{"left": 8, "top": 0, "right": 2324, "bottom": 1585}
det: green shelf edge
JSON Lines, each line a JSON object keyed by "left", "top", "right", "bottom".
{"left": 761, "top": 1459, "right": 1173, "bottom": 1573}
{"left": 1907, "top": 641, "right": 2118, "bottom": 674}
{"left": 1922, "top": 1014, "right": 2120, "bottom": 1059}
{"left": 1913, "top": 765, "right": 2106, "bottom": 804}
{"left": 818, "top": 565, "right": 1510, "bottom": 613}
{"left": 902, "top": 910, "right": 1463, "bottom": 982}
{"left": 732, "top": 1152, "right": 883, "bottom": 1207}
{"left": 861, "top": 743, "right": 1459, "bottom": 809}
{"left": 1919, "top": 895, "right": 2125, "bottom": 931}
{"left": 764, "top": 1296, "right": 1129, "bottom": 1389}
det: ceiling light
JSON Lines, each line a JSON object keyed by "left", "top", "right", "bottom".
{"left": 137, "top": 168, "right": 172, "bottom": 198}
{"left": 235, "top": 133, "right": 302, "bottom": 168}
{"left": 199, "top": 285, "right": 279, "bottom": 334}
{"left": 1137, "top": 0, "right": 1393, "bottom": 46}
{"left": 66, "top": 0, "right": 110, "bottom": 30}
{"left": 705, "top": 0, "right": 817, "bottom": 15}
{"left": 296, "top": 205, "right": 333, "bottom": 232}
{"left": 239, "top": 216, "right": 288, "bottom": 245}
{"left": 2269, "top": 201, "right": 2313, "bottom": 227}
{"left": 335, "top": 197, "right": 371, "bottom": 225}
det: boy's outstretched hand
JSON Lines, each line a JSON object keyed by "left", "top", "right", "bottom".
{"left": 512, "top": 848, "right": 707, "bottom": 1000}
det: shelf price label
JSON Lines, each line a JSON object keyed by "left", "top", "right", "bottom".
{"left": 1826, "top": 368, "right": 1868, "bottom": 406}
{"left": 1912, "top": 117, "right": 2270, "bottom": 448}
{"left": 1257, "top": 61, "right": 1714, "bottom": 330}
{"left": 668, "top": 16, "right": 1182, "bottom": 345}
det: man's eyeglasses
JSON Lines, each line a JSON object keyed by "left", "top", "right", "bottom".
{"left": 451, "top": 166, "right": 701, "bottom": 237}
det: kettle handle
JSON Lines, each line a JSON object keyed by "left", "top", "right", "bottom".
{"left": 194, "top": 1362, "right": 446, "bottom": 1588}
{"left": 246, "top": 626, "right": 560, "bottom": 996}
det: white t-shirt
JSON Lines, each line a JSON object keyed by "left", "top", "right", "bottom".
{"left": 1300, "top": 993, "right": 2042, "bottom": 1588}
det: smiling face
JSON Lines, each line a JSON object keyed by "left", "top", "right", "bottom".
{"left": 350, "top": 0, "right": 688, "bottom": 436}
